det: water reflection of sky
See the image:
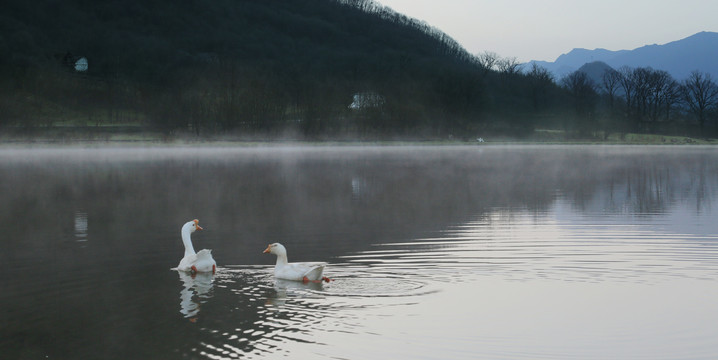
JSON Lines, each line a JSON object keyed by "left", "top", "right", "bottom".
{"left": 330, "top": 201, "right": 718, "bottom": 359}
{"left": 350, "top": 201, "right": 718, "bottom": 284}
{"left": 4, "top": 146, "right": 718, "bottom": 360}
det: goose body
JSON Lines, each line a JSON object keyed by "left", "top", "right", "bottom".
{"left": 177, "top": 219, "right": 216, "bottom": 274}
{"left": 263, "top": 243, "right": 329, "bottom": 282}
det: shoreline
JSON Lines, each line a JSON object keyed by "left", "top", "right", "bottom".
{"left": 2, "top": 139, "right": 717, "bottom": 149}
{"left": 2, "top": 127, "right": 717, "bottom": 148}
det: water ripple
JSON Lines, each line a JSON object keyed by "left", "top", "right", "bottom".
{"left": 57, "top": 203, "right": 718, "bottom": 360}
{"left": 335, "top": 206, "right": 718, "bottom": 286}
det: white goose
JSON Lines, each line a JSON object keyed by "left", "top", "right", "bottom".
{"left": 177, "top": 219, "right": 216, "bottom": 274}
{"left": 263, "top": 243, "right": 330, "bottom": 283}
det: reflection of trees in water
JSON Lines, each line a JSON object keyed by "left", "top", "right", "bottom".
{"left": 625, "top": 167, "right": 672, "bottom": 214}
{"left": 1, "top": 147, "right": 717, "bottom": 265}
{"left": 694, "top": 160, "right": 710, "bottom": 213}
{"left": 565, "top": 156, "right": 713, "bottom": 215}
{"left": 2, "top": 147, "right": 717, "bottom": 358}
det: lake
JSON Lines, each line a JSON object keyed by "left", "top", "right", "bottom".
{"left": 2, "top": 145, "right": 718, "bottom": 359}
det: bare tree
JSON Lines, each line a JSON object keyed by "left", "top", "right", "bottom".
{"left": 601, "top": 68, "right": 621, "bottom": 113}
{"left": 646, "top": 69, "right": 672, "bottom": 122}
{"left": 631, "top": 67, "right": 652, "bottom": 120}
{"left": 476, "top": 51, "right": 500, "bottom": 72}
{"left": 526, "top": 63, "right": 554, "bottom": 111}
{"left": 562, "top": 71, "right": 598, "bottom": 134}
{"left": 496, "top": 56, "right": 521, "bottom": 75}
{"left": 526, "top": 62, "right": 554, "bottom": 82}
{"left": 682, "top": 71, "right": 718, "bottom": 129}
{"left": 618, "top": 66, "right": 635, "bottom": 119}
{"left": 662, "top": 79, "right": 681, "bottom": 122}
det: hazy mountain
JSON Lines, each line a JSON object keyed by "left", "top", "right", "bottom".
{"left": 576, "top": 61, "right": 614, "bottom": 85}
{"left": 528, "top": 31, "right": 718, "bottom": 81}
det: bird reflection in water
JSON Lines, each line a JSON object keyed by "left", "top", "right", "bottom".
{"left": 177, "top": 270, "right": 214, "bottom": 322}
{"left": 266, "top": 278, "right": 324, "bottom": 308}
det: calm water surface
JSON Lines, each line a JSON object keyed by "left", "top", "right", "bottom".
{"left": 2, "top": 145, "right": 718, "bottom": 359}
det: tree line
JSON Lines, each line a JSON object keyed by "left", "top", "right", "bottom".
{"left": 1, "top": 0, "right": 716, "bottom": 139}
{"left": 1, "top": 0, "right": 491, "bottom": 138}
{"left": 560, "top": 65, "right": 718, "bottom": 138}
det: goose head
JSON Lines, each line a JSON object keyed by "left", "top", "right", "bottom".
{"left": 263, "top": 242, "right": 287, "bottom": 256}
{"left": 183, "top": 219, "right": 203, "bottom": 233}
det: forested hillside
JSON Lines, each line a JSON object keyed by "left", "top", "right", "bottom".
{"left": 0, "top": 0, "right": 554, "bottom": 138}
{"left": 1, "top": 0, "right": 716, "bottom": 139}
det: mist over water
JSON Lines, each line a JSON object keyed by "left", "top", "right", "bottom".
{"left": 2, "top": 145, "right": 718, "bottom": 359}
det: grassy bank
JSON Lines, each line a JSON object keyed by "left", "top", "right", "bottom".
{"left": 1, "top": 125, "right": 717, "bottom": 146}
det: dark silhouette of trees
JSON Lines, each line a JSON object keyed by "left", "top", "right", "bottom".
{"left": 644, "top": 70, "right": 673, "bottom": 123}
{"left": 496, "top": 57, "right": 522, "bottom": 76}
{"left": 561, "top": 71, "right": 598, "bottom": 135}
{"left": 682, "top": 71, "right": 718, "bottom": 132}
{"left": 662, "top": 79, "right": 682, "bottom": 123}
{"left": 3, "top": 0, "right": 505, "bottom": 138}
{"left": 618, "top": 66, "right": 637, "bottom": 127}
{"left": 631, "top": 67, "right": 652, "bottom": 126}
{"left": 601, "top": 68, "right": 621, "bottom": 116}
{"left": 1, "top": 0, "right": 716, "bottom": 140}
{"left": 477, "top": 51, "right": 500, "bottom": 74}
{"left": 601, "top": 66, "right": 690, "bottom": 134}
{"left": 598, "top": 68, "right": 624, "bottom": 136}
{"left": 526, "top": 63, "right": 554, "bottom": 112}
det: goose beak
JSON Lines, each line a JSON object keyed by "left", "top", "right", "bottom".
{"left": 263, "top": 244, "right": 271, "bottom": 254}
{"left": 193, "top": 219, "right": 203, "bottom": 231}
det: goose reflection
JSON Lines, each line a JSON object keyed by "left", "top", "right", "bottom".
{"left": 266, "top": 278, "right": 323, "bottom": 308}
{"left": 177, "top": 270, "right": 215, "bottom": 321}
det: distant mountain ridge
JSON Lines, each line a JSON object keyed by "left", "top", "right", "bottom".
{"left": 528, "top": 31, "right": 718, "bottom": 81}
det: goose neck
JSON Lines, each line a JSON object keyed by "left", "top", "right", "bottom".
{"left": 275, "top": 254, "right": 289, "bottom": 266}
{"left": 181, "top": 227, "right": 196, "bottom": 257}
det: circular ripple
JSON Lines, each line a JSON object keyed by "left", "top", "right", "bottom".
{"left": 222, "top": 264, "right": 434, "bottom": 298}
{"left": 322, "top": 275, "right": 433, "bottom": 298}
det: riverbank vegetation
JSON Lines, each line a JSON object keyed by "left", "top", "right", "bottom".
{"left": 2, "top": 0, "right": 717, "bottom": 142}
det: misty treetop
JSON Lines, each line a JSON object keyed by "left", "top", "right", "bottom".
{"left": 558, "top": 62, "right": 718, "bottom": 137}
{"left": 1, "top": 0, "right": 716, "bottom": 139}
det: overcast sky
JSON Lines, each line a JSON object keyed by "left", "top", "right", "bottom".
{"left": 373, "top": 0, "right": 718, "bottom": 62}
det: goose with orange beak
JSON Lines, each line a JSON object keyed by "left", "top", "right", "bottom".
{"left": 263, "top": 243, "right": 330, "bottom": 283}
{"left": 177, "top": 219, "right": 216, "bottom": 274}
